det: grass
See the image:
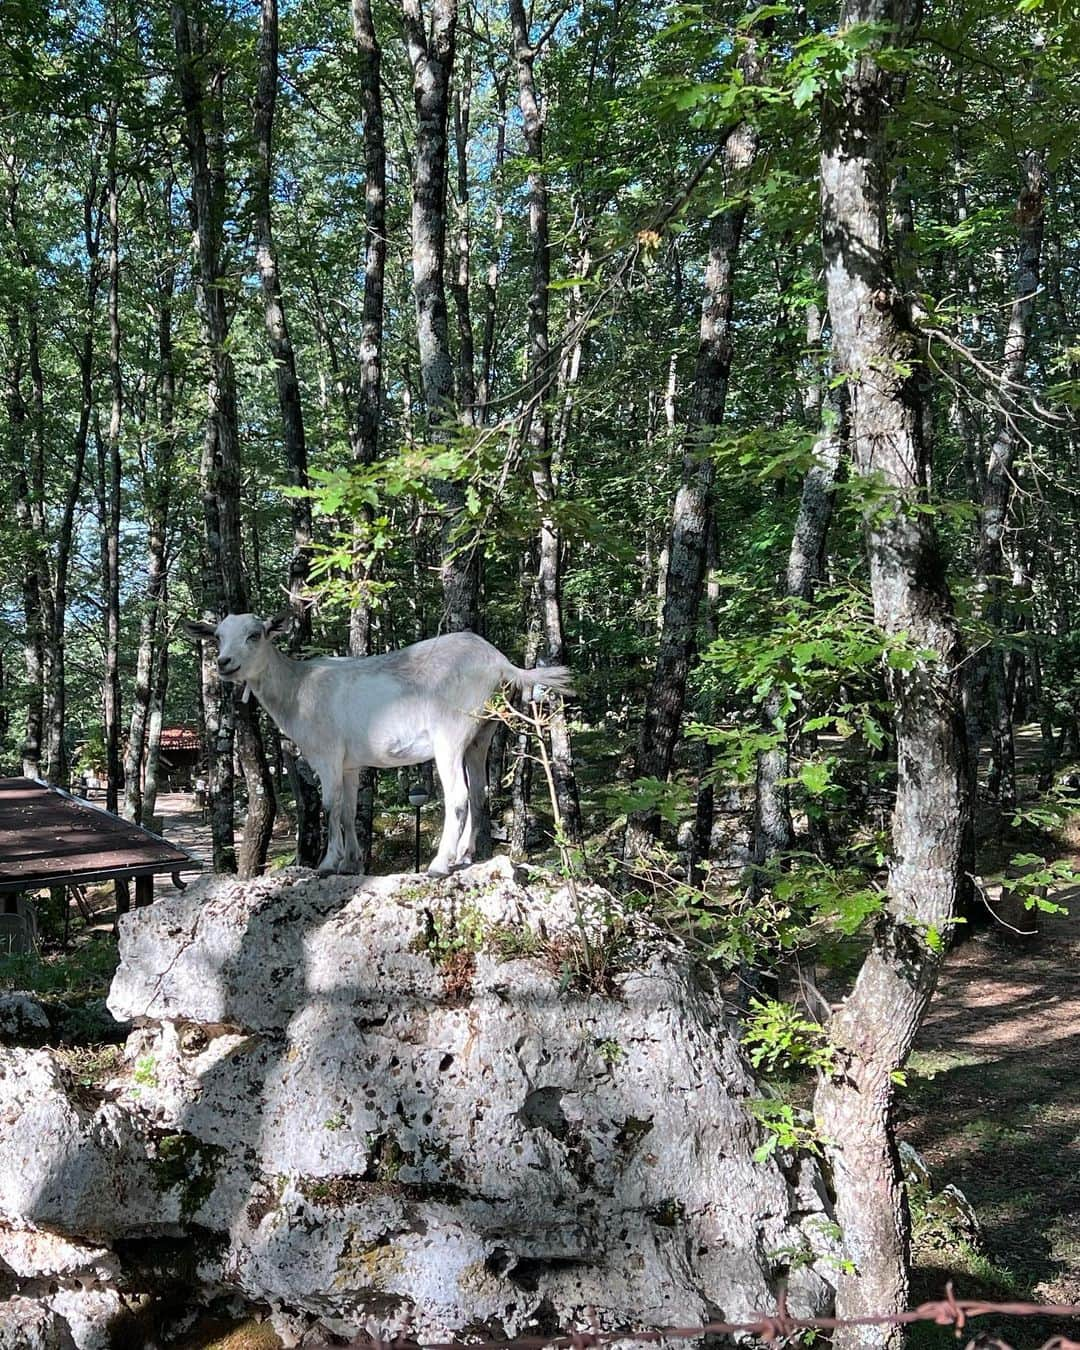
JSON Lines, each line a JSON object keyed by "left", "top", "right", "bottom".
{"left": 0, "top": 938, "right": 118, "bottom": 999}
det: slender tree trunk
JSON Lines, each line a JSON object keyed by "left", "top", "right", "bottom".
{"left": 752, "top": 309, "right": 848, "bottom": 875}
{"left": 25, "top": 307, "right": 60, "bottom": 788}
{"left": 174, "top": 0, "right": 275, "bottom": 875}
{"left": 102, "top": 105, "right": 123, "bottom": 815}
{"left": 967, "top": 145, "right": 1047, "bottom": 809}
{"left": 401, "top": 0, "right": 478, "bottom": 632}
{"left": 48, "top": 153, "right": 104, "bottom": 784}
{"left": 253, "top": 0, "right": 321, "bottom": 864}
{"left": 124, "top": 261, "right": 175, "bottom": 822}
{"left": 450, "top": 49, "right": 477, "bottom": 422}
{"left": 46, "top": 318, "right": 94, "bottom": 790}
{"left": 12, "top": 457, "right": 44, "bottom": 780}
{"left": 739, "top": 308, "right": 847, "bottom": 1006}
{"left": 509, "top": 0, "right": 582, "bottom": 845}
{"left": 4, "top": 314, "right": 42, "bottom": 780}
{"left": 340, "top": 0, "right": 390, "bottom": 870}
{"left": 510, "top": 554, "right": 542, "bottom": 858}
{"left": 477, "top": 74, "right": 507, "bottom": 422}
{"left": 625, "top": 60, "right": 760, "bottom": 857}
{"left": 142, "top": 632, "right": 169, "bottom": 826}
{"left": 812, "top": 5, "right": 972, "bottom": 1345}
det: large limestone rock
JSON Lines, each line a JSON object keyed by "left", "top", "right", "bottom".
{"left": 1, "top": 859, "right": 835, "bottom": 1345}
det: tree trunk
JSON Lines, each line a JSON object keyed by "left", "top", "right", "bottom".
{"left": 401, "top": 0, "right": 478, "bottom": 632}
{"left": 101, "top": 105, "right": 123, "bottom": 815}
{"left": 253, "top": 0, "right": 321, "bottom": 864}
{"left": 509, "top": 0, "right": 582, "bottom": 846}
{"left": 967, "top": 145, "right": 1047, "bottom": 807}
{"left": 174, "top": 0, "right": 275, "bottom": 876}
{"left": 750, "top": 310, "right": 848, "bottom": 888}
{"left": 625, "top": 71, "right": 760, "bottom": 857}
{"left": 142, "top": 631, "right": 169, "bottom": 827}
{"left": 510, "top": 555, "right": 542, "bottom": 859}
{"left": 340, "top": 0, "right": 389, "bottom": 870}
{"left": 450, "top": 57, "right": 477, "bottom": 422}
{"left": 812, "top": 5, "right": 972, "bottom": 1345}
{"left": 477, "top": 74, "right": 508, "bottom": 422}
{"left": 123, "top": 264, "right": 174, "bottom": 822}
{"left": 47, "top": 154, "right": 103, "bottom": 786}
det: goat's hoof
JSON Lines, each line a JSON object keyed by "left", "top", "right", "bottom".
{"left": 427, "top": 862, "right": 450, "bottom": 877}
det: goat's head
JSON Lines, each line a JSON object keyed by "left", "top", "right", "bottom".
{"left": 182, "top": 612, "right": 291, "bottom": 683}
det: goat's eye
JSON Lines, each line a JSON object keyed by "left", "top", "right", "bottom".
{"left": 246, "top": 633, "right": 260, "bottom": 644}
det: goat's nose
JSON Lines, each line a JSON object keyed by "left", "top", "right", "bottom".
{"left": 217, "top": 657, "right": 229, "bottom": 671}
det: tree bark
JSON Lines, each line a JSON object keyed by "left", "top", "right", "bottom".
{"left": 966, "top": 146, "right": 1048, "bottom": 810}
{"left": 46, "top": 154, "right": 103, "bottom": 788}
{"left": 752, "top": 308, "right": 848, "bottom": 874}
{"left": 625, "top": 71, "right": 760, "bottom": 857}
{"left": 253, "top": 0, "right": 321, "bottom": 864}
{"left": 811, "top": 4, "right": 972, "bottom": 1345}
{"left": 102, "top": 105, "right": 123, "bottom": 815}
{"left": 173, "top": 0, "right": 275, "bottom": 876}
{"left": 124, "top": 253, "right": 176, "bottom": 823}
{"left": 509, "top": 0, "right": 582, "bottom": 846}
{"left": 401, "top": 0, "right": 478, "bottom": 632}
{"left": 142, "top": 630, "right": 169, "bottom": 826}
{"left": 450, "top": 46, "right": 477, "bottom": 422}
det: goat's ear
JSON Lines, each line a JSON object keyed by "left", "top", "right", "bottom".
{"left": 264, "top": 612, "right": 292, "bottom": 640}
{"left": 183, "top": 619, "right": 217, "bottom": 641}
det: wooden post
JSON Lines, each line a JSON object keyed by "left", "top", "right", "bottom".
{"left": 135, "top": 874, "right": 154, "bottom": 908}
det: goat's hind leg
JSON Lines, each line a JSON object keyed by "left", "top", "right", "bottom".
{"left": 456, "top": 721, "right": 497, "bottom": 867}
{"left": 311, "top": 757, "right": 347, "bottom": 875}
{"left": 429, "top": 735, "right": 470, "bottom": 876}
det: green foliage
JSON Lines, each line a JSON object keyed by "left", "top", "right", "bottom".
{"left": 133, "top": 1055, "right": 158, "bottom": 1088}
{"left": 748, "top": 1097, "right": 825, "bottom": 1164}
{"left": 600, "top": 777, "right": 692, "bottom": 826}
{"left": 996, "top": 855, "right": 1074, "bottom": 916}
{"left": 692, "top": 583, "right": 925, "bottom": 785}
{"left": 742, "top": 998, "right": 836, "bottom": 1075}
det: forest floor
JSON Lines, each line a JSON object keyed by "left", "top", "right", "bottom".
{"left": 898, "top": 899, "right": 1080, "bottom": 1306}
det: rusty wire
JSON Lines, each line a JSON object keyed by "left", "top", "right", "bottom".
{"left": 319, "top": 1284, "right": 1080, "bottom": 1350}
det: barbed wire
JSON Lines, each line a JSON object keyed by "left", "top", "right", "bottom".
{"left": 320, "top": 1285, "right": 1080, "bottom": 1350}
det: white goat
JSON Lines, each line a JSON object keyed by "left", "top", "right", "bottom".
{"left": 183, "top": 613, "right": 573, "bottom": 875}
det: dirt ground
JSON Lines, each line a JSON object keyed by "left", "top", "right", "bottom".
{"left": 898, "top": 895, "right": 1080, "bottom": 1305}
{"left": 895, "top": 726, "right": 1080, "bottom": 1314}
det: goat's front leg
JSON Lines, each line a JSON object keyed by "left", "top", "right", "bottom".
{"left": 340, "top": 769, "right": 363, "bottom": 874}
{"left": 311, "top": 758, "right": 346, "bottom": 874}
{"left": 430, "top": 739, "right": 469, "bottom": 876}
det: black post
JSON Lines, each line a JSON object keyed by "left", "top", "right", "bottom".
{"left": 407, "top": 785, "right": 429, "bottom": 874}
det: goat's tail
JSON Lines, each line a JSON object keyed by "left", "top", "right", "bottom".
{"left": 506, "top": 662, "right": 575, "bottom": 699}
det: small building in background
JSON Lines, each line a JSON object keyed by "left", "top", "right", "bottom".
{"left": 158, "top": 727, "right": 202, "bottom": 790}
